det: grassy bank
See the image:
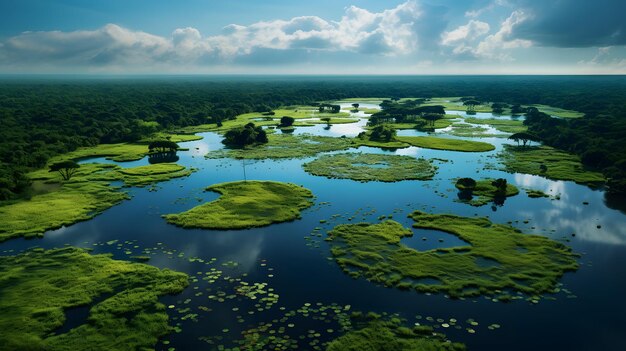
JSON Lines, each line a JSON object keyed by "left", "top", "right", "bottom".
{"left": 0, "top": 163, "right": 193, "bottom": 241}
{"left": 498, "top": 145, "right": 605, "bottom": 185}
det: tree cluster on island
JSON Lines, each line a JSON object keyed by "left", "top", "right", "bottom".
{"left": 369, "top": 99, "right": 445, "bottom": 131}
{"left": 222, "top": 123, "right": 268, "bottom": 147}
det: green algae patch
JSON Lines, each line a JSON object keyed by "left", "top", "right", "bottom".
{"left": 464, "top": 117, "right": 528, "bottom": 134}
{"left": 498, "top": 145, "right": 605, "bottom": 185}
{"left": 326, "top": 319, "right": 465, "bottom": 351}
{"left": 455, "top": 179, "right": 519, "bottom": 207}
{"left": 303, "top": 153, "right": 436, "bottom": 182}
{"left": 206, "top": 134, "right": 356, "bottom": 160}
{"left": 397, "top": 136, "right": 495, "bottom": 152}
{"left": 164, "top": 181, "right": 314, "bottom": 230}
{"left": 0, "top": 247, "right": 188, "bottom": 351}
{"left": 327, "top": 214, "right": 578, "bottom": 298}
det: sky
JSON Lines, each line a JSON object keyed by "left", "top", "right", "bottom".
{"left": 0, "top": 0, "right": 625, "bottom": 74}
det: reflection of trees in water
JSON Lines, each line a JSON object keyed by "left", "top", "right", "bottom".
{"left": 605, "top": 193, "right": 626, "bottom": 215}
{"left": 491, "top": 195, "right": 506, "bottom": 212}
{"left": 457, "top": 190, "right": 473, "bottom": 201}
{"left": 148, "top": 151, "right": 179, "bottom": 164}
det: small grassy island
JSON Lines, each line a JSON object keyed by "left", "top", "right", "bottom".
{"left": 303, "top": 153, "right": 436, "bottom": 182}
{"left": 327, "top": 212, "right": 578, "bottom": 299}
{"left": 499, "top": 145, "right": 605, "bottom": 185}
{"left": 454, "top": 178, "right": 520, "bottom": 206}
{"left": 164, "top": 181, "right": 314, "bottom": 229}
{"left": 0, "top": 247, "right": 188, "bottom": 350}
{"left": 397, "top": 136, "right": 496, "bottom": 152}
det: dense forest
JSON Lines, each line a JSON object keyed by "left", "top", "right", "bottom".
{"left": 1, "top": 76, "right": 625, "bottom": 199}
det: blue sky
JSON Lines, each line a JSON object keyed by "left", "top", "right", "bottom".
{"left": 0, "top": 0, "right": 624, "bottom": 74}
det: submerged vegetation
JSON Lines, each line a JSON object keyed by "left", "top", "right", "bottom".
{"left": 0, "top": 247, "right": 188, "bottom": 350}
{"left": 498, "top": 145, "right": 605, "bottom": 185}
{"left": 303, "top": 153, "right": 436, "bottom": 182}
{"left": 164, "top": 181, "right": 314, "bottom": 229}
{"left": 327, "top": 212, "right": 578, "bottom": 299}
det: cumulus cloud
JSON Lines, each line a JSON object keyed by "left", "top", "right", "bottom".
{"left": 443, "top": 11, "right": 531, "bottom": 61}
{"left": 509, "top": 0, "right": 626, "bottom": 47}
{"left": 0, "top": 1, "right": 449, "bottom": 70}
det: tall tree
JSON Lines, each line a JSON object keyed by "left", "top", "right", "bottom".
{"left": 49, "top": 161, "right": 80, "bottom": 181}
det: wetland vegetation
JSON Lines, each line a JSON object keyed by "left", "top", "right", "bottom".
{"left": 1, "top": 76, "right": 626, "bottom": 351}
{"left": 303, "top": 153, "right": 436, "bottom": 182}
{"left": 327, "top": 213, "right": 578, "bottom": 299}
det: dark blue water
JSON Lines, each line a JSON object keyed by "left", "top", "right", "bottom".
{"left": 2, "top": 105, "right": 626, "bottom": 351}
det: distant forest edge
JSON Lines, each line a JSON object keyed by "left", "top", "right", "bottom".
{"left": 1, "top": 76, "right": 625, "bottom": 199}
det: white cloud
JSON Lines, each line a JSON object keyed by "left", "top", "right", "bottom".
{"left": 441, "top": 20, "right": 490, "bottom": 45}
{"left": 443, "top": 10, "right": 532, "bottom": 61}
{"left": 465, "top": 0, "right": 510, "bottom": 18}
{"left": 0, "top": 1, "right": 439, "bottom": 69}
{"left": 475, "top": 10, "right": 533, "bottom": 59}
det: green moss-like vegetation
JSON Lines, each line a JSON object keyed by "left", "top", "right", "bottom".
{"left": 303, "top": 153, "right": 436, "bottom": 182}
{"left": 397, "top": 136, "right": 495, "bottom": 152}
{"left": 455, "top": 178, "right": 519, "bottom": 206}
{"left": 206, "top": 134, "right": 355, "bottom": 159}
{"left": 0, "top": 247, "right": 188, "bottom": 351}
{"left": 463, "top": 117, "right": 528, "bottom": 134}
{"left": 164, "top": 181, "right": 314, "bottom": 229}
{"left": 0, "top": 163, "right": 193, "bottom": 241}
{"left": 499, "top": 145, "right": 605, "bottom": 185}
{"left": 117, "top": 163, "right": 193, "bottom": 186}
{"left": 525, "top": 189, "right": 551, "bottom": 198}
{"left": 327, "top": 213, "right": 578, "bottom": 298}
{"left": 445, "top": 123, "right": 505, "bottom": 138}
{"left": 326, "top": 319, "right": 465, "bottom": 351}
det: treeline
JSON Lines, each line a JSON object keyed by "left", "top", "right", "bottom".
{"left": 523, "top": 108, "right": 626, "bottom": 194}
{"left": 1, "top": 76, "right": 625, "bottom": 199}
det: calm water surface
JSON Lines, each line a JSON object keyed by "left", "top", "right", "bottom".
{"left": 2, "top": 103, "right": 626, "bottom": 351}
